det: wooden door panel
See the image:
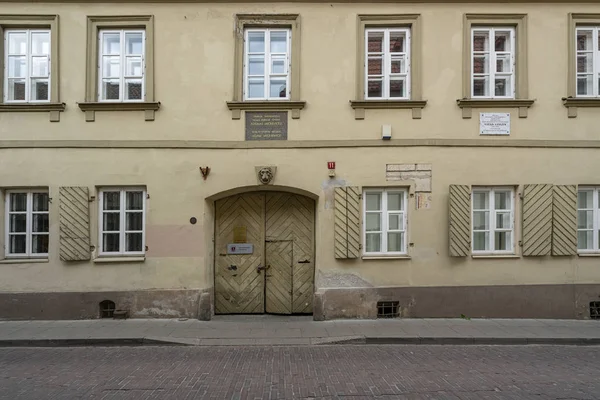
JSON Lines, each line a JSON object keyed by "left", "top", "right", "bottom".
{"left": 265, "top": 241, "right": 293, "bottom": 314}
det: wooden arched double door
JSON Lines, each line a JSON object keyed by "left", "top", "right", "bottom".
{"left": 214, "top": 192, "right": 315, "bottom": 314}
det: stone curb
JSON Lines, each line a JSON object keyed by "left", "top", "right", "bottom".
{"left": 0, "top": 338, "right": 191, "bottom": 347}
{"left": 357, "top": 337, "right": 600, "bottom": 346}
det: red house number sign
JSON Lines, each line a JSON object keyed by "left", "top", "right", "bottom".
{"left": 327, "top": 162, "right": 335, "bottom": 169}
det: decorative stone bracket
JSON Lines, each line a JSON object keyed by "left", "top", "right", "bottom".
{"left": 226, "top": 101, "right": 306, "bottom": 120}
{"left": 562, "top": 97, "right": 600, "bottom": 118}
{"left": 0, "top": 103, "right": 66, "bottom": 122}
{"left": 350, "top": 100, "right": 427, "bottom": 120}
{"left": 78, "top": 101, "right": 161, "bottom": 122}
{"left": 456, "top": 99, "right": 535, "bottom": 119}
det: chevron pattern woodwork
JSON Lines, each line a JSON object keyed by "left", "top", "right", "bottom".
{"left": 448, "top": 184, "right": 471, "bottom": 257}
{"left": 59, "top": 186, "right": 91, "bottom": 261}
{"left": 346, "top": 187, "right": 361, "bottom": 258}
{"left": 522, "top": 184, "right": 553, "bottom": 256}
{"left": 265, "top": 241, "right": 293, "bottom": 314}
{"left": 334, "top": 187, "right": 360, "bottom": 259}
{"left": 552, "top": 185, "right": 578, "bottom": 256}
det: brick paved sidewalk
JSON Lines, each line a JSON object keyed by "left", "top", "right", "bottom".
{"left": 0, "top": 315, "right": 599, "bottom": 346}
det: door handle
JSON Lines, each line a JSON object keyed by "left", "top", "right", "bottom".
{"left": 298, "top": 259, "right": 311, "bottom": 264}
{"left": 257, "top": 265, "right": 271, "bottom": 273}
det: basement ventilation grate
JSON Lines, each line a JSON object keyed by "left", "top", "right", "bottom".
{"left": 590, "top": 302, "right": 600, "bottom": 320}
{"left": 99, "top": 300, "right": 116, "bottom": 319}
{"left": 377, "top": 301, "right": 400, "bottom": 318}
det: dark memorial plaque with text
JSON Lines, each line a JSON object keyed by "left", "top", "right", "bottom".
{"left": 245, "top": 111, "right": 288, "bottom": 140}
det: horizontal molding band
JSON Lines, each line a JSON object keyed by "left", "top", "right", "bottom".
{"left": 2, "top": 138, "right": 600, "bottom": 149}
{"left": 0, "top": 0, "right": 595, "bottom": 3}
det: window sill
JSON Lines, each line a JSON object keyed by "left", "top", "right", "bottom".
{"left": 456, "top": 98, "right": 535, "bottom": 119}
{"left": 350, "top": 100, "right": 428, "bottom": 120}
{"left": 471, "top": 254, "right": 520, "bottom": 259}
{"left": 361, "top": 255, "right": 411, "bottom": 260}
{"left": 0, "top": 258, "right": 49, "bottom": 265}
{"left": 93, "top": 256, "right": 146, "bottom": 264}
{"left": 562, "top": 97, "right": 600, "bottom": 118}
{"left": 0, "top": 102, "right": 65, "bottom": 122}
{"left": 226, "top": 100, "right": 306, "bottom": 120}
{"left": 77, "top": 101, "right": 161, "bottom": 122}
{"left": 578, "top": 253, "right": 600, "bottom": 257}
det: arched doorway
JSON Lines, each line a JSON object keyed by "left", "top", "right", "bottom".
{"left": 214, "top": 191, "right": 315, "bottom": 315}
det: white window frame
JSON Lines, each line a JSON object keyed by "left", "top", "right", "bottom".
{"left": 4, "top": 190, "right": 49, "bottom": 258}
{"left": 471, "top": 187, "right": 515, "bottom": 255}
{"left": 98, "top": 188, "right": 146, "bottom": 257}
{"left": 364, "top": 28, "right": 411, "bottom": 100}
{"left": 577, "top": 187, "right": 600, "bottom": 253}
{"left": 3, "top": 29, "right": 51, "bottom": 103}
{"left": 471, "top": 27, "right": 516, "bottom": 99}
{"left": 363, "top": 188, "right": 408, "bottom": 256}
{"left": 243, "top": 28, "right": 291, "bottom": 101}
{"left": 98, "top": 29, "right": 146, "bottom": 102}
{"left": 575, "top": 27, "right": 600, "bottom": 98}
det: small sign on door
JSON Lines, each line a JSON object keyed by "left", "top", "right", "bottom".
{"left": 227, "top": 244, "right": 253, "bottom": 255}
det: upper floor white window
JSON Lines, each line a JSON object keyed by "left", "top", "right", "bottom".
{"left": 99, "top": 188, "right": 146, "bottom": 256}
{"left": 3, "top": 29, "right": 50, "bottom": 103}
{"left": 471, "top": 27, "right": 515, "bottom": 98}
{"left": 472, "top": 188, "right": 514, "bottom": 254}
{"left": 575, "top": 27, "right": 600, "bottom": 97}
{"left": 4, "top": 190, "right": 49, "bottom": 258}
{"left": 98, "top": 30, "right": 145, "bottom": 102}
{"left": 363, "top": 189, "right": 407, "bottom": 255}
{"left": 365, "top": 28, "right": 410, "bottom": 99}
{"left": 577, "top": 187, "right": 600, "bottom": 252}
{"left": 244, "top": 28, "right": 290, "bottom": 100}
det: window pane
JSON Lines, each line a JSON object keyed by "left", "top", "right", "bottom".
{"left": 472, "top": 192, "right": 489, "bottom": 210}
{"left": 7, "top": 79, "right": 26, "bottom": 101}
{"left": 269, "top": 79, "right": 286, "bottom": 98}
{"left": 367, "top": 31, "right": 383, "bottom": 53}
{"left": 126, "top": 192, "right": 144, "bottom": 210}
{"left": 125, "top": 32, "right": 143, "bottom": 55}
{"left": 473, "top": 232, "right": 489, "bottom": 251}
{"left": 10, "top": 214, "right": 27, "bottom": 233}
{"left": 494, "top": 231, "right": 511, "bottom": 251}
{"left": 577, "top": 76, "right": 593, "bottom": 96}
{"left": 578, "top": 230, "right": 593, "bottom": 250}
{"left": 495, "top": 31, "right": 511, "bottom": 52}
{"left": 578, "top": 210, "right": 594, "bottom": 229}
{"left": 580, "top": 190, "right": 595, "bottom": 208}
{"left": 102, "top": 33, "right": 121, "bottom": 55}
{"left": 9, "top": 235, "right": 26, "bottom": 254}
{"left": 31, "top": 32, "right": 50, "bottom": 55}
{"left": 472, "top": 31, "right": 489, "bottom": 52}
{"left": 577, "top": 54, "right": 594, "bottom": 73}
{"left": 248, "top": 56, "right": 264, "bottom": 75}
{"left": 32, "top": 214, "right": 49, "bottom": 233}
{"left": 102, "top": 56, "right": 120, "bottom": 78}
{"left": 390, "top": 80, "right": 405, "bottom": 98}
{"left": 32, "top": 57, "right": 49, "bottom": 77}
{"left": 103, "top": 233, "right": 120, "bottom": 252}
{"left": 387, "top": 232, "right": 404, "bottom": 252}
{"left": 496, "top": 212, "right": 511, "bottom": 229}
{"left": 365, "top": 193, "right": 381, "bottom": 211}
{"left": 32, "top": 235, "right": 49, "bottom": 254}
{"left": 495, "top": 76, "right": 511, "bottom": 97}
{"left": 10, "top": 193, "right": 27, "bottom": 212}
{"left": 390, "top": 57, "right": 406, "bottom": 74}
{"left": 248, "top": 32, "right": 265, "bottom": 53}
{"left": 496, "top": 53, "right": 511, "bottom": 73}
{"left": 7, "top": 56, "right": 27, "bottom": 78}
{"left": 248, "top": 79, "right": 264, "bottom": 98}
{"left": 7, "top": 32, "right": 27, "bottom": 54}
{"left": 126, "top": 212, "right": 143, "bottom": 231}
{"left": 367, "top": 80, "right": 383, "bottom": 98}
{"left": 33, "top": 193, "right": 49, "bottom": 211}
{"left": 368, "top": 57, "right": 383, "bottom": 75}
{"left": 31, "top": 80, "right": 49, "bottom": 101}
{"left": 389, "top": 32, "right": 405, "bottom": 52}
{"left": 126, "top": 80, "right": 143, "bottom": 100}
{"left": 103, "top": 213, "right": 120, "bottom": 231}
{"left": 473, "top": 55, "right": 489, "bottom": 74}
{"left": 103, "top": 192, "right": 120, "bottom": 210}
{"left": 126, "top": 233, "right": 143, "bottom": 252}
{"left": 473, "top": 77, "right": 489, "bottom": 97}
{"left": 126, "top": 57, "right": 143, "bottom": 76}
{"left": 494, "top": 191, "right": 511, "bottom": 210}
{"left": 102, "top": 80, "right": 120, "bottom": 100}
{"left": 365, "top": 232, "right": 381, "bottom": 252}
{"left": 389, "top": 214, "right": 401, "bottom": 230}
{"left": 270, "top": 31, "right": 287, "bottom": 53}
{"left": 473, "top": 211, "right": 489, "bottom": 230}
{"left": 577, "top": 30, "right": 593, "bottom": 51}
{"left": 365, "top": 213, "right": 381, "bottom": 232}
{"left": 387, "top": 193, "right": 403, "bottom": 211}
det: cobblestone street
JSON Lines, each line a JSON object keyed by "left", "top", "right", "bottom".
{"left": 0, "top": 345, "right": 599, "bottom": 399}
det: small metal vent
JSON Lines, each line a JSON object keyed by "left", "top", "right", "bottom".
{"left": 377, "top": 301, "right": 399, "bottom": 318}
{"left": 99, "top": 300, "right": 116, "bottom": 319}
{"left": 590, "top": 302, "right": 600, "bottom": 320}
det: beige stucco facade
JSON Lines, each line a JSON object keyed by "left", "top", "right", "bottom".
{"left": 1, "top": 1, "right": 600, "bottom": 320}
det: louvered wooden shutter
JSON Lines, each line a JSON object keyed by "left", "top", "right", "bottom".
{"left": 522, "top": 184, "right": 552, "bottom": 256}
{"left": 334, "top": 186, "right": 360, "bottom": 259}
{"left": 59, "top": 187, "right": 91, "bottom": 261}
{"left": 551, "top": 185, "right": 577, "bottom": 256}
{"left": 448, "top": 184, "right": 471, "bottom": 257}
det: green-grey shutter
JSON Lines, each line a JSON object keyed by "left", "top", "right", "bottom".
{"left": 551, "top": 185, "right": 578, "bottom": 256}
{"left": 334, "top": 186, "right": 360, "bottom": 259}
{"left": 449, "top": 184, "right": 471, "bottom": 257}
{"left": 522, "top": 184, "right": 553, "bottom": 256}
{"left": 59, "top": 187, "right": 91, "bottom": 261}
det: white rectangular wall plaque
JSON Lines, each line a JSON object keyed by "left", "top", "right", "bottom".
{"left": 480, "top": 113, "right": 510, "bottom": 135}
{"left": 227, "top": 243, "right": 253, "bottom": 255}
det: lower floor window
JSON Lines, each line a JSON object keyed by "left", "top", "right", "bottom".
{"left": 363, "top": 189, "right": 407, "bottom": 255}
{"left": 99, "top": 188, "right": 146, "bottom": 256}
{"left": 5, "top": 190, "right": 49, "bottom": 257}
{"left": 472, "top": 187, "right": 514, "bottom": 253}
{"left": 577, "top": 187, "right": 600, "bottom": 252}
